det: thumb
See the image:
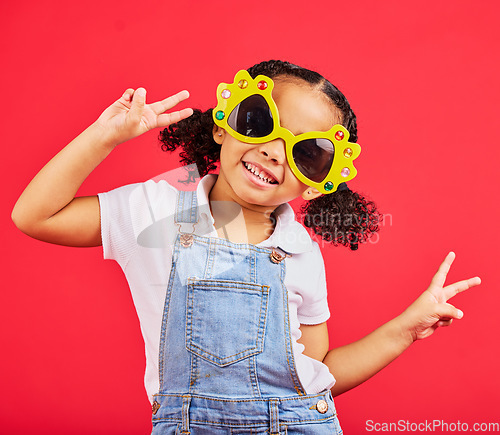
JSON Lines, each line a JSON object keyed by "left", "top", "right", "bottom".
{"left": 437, "top": 303, "right": 464, "bottom": 320}
{"left": 128, "top": 87, "right": 146, "bottom": 122}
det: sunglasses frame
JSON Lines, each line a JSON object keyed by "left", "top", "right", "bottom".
{"left": 213, "top": 70, "right": 361, "bottom": 194}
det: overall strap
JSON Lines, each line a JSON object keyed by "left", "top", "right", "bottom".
{"left": 175, "top": 190, "right": 199, "bottom": 226}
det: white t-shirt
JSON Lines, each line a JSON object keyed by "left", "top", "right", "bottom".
{"left": 98, "top": 174, "right": 336, "bottom": 403}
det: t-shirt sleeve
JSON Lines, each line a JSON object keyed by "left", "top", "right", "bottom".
{"left": 98, "top": 180, "right": 179, "bottom": 269}
{"left": 98, "top": 183, "right": 142, "bottom": 267}
{"left": 296, "top": 242, "right": 330, "bottom": 325}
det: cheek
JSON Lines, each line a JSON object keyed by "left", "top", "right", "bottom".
{"left": 218, "top": 142, "right": 237, "bottom": 168}
{"left": 220, "top": 139, "right": 245, "bottom": 160}
{"left": 284, "top": 164, "right": 306, "bottom": 189}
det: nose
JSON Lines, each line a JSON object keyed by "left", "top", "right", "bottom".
{"left": 257, "top": 139, "right": 286, "bottom": 165}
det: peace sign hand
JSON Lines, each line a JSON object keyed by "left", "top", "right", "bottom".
{"left": 399, "top": 252, "right": 481, "bottom": 342}
{"left": 94, "top": 88, "right": 193, "bottom": 147}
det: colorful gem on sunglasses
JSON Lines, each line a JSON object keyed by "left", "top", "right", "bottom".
{"left": 335, "top": 130, "right": 344, "bottom": 141}
{"left": 343, "top": 148, "right": 353, "bottom": 158}
{"left": 221, "top": 89, "right": 231, "bottom": 99}
{"left": 215, "top": 110, "right": 225, "bottom": 120}
{"left": 257, "top": 80, "right": 268, "bottom": 90}
{"left": 341, "top": 167, "right": 350, "bottom": 177}
{"left": 238, "top": 79, "right": 248, "bottom": 89}
{"left": 324, "top": 181, "right": 334, "bottom": 192}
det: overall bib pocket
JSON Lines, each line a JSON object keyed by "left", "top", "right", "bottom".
{"left": 185, "top": 278, "right": 269, "bottom": 367}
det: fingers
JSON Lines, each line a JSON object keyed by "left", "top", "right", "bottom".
{"left": 435, "top": 302, "right": 462, "bottom": 328}
{"left": 437, "top": 319, "right": 453, "bottom": 327}
{"left": 157, "top": 108, "right": 194, "bottom": 128}
{"left": 442, "top": 276, "right": 481, "bottom": 300}
{"left": 150, "top": 90, "right": 191, "bottom": 115}
{"left": 121, "top": 88, "right": 135, "bottom": 103}
{"left": 430, "top": 251, "right": 456, "bottom": 288}
{"left": 128, "top": 87, "right": 147, "bottom": 122}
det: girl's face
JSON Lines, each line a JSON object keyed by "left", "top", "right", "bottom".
{"left": 214, "top": 78, "right": 340, "bottom": 210}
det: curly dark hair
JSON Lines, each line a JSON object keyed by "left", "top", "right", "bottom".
{"left": 159, "top": 60, "right": 381, "bottom": 249}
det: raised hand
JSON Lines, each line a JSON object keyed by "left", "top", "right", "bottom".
{"left": 12, "top": 87, "right": 193, "bottom": 246}
{"left": 400, "top": 252, "right": 481, "bottom": 341}
{"left": 324, "top": 251, "right": 481, "bottom": 396}
{"left": 95, "top": 88, "right": 193, "bottom": 146}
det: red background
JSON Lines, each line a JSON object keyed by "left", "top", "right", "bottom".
{"left": 2, "top": 0, "right": 499, "bottom": 433}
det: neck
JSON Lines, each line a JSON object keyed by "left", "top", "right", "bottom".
{"left": 208, "top": 174, "right": 278, "bottom": 245}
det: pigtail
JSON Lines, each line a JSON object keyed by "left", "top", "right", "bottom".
{"left": 301, "top": 188, "right": 381, "bottom": 250}
{"left": 158, "top": 108, "right": 220, "bottom": 177}
{"left": 300, "top": 79, "right": 381, "bottom": 250}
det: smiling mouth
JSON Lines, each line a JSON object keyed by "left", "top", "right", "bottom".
{"left": 243, "top": 162, "right": 279, "bottom": 184}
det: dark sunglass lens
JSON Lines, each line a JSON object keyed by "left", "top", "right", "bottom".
{"left": 227, "top": 94, "right": 273, "bottom": 138}
{"left": 292, "top": 138, "right": 334, "bottom": 182}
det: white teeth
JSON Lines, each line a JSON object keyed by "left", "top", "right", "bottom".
{"left": 244, "top": 162, "right": 275, "bottom": 184}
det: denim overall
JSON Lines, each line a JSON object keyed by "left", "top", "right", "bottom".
{"left": 151, "top": 191, "right": 342, "bottom": 434}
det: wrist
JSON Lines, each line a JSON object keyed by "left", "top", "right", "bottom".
{"left": 384, "top": 315, "right": 416, "bottom": 350}
{"left": 88, "top": 121, "right": 122, "bottom": 152}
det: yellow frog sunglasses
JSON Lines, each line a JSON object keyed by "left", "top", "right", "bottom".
{"left": 213, "top": 70, "right": 361, "bottom": 194}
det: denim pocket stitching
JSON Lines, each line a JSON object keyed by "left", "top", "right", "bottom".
{"left": 185, "top": 279, "right": 269, "bottom": 367}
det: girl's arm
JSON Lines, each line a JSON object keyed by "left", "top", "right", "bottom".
{"left": 324, "top": 252, "right": 481, "bottom": 397}
{"left": 299, "top": 322, "right": 329, "bottom": 361}
{"left": 12, "top": 88, "right": 192, "bottom": 246}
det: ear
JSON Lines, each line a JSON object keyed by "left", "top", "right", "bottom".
{"left": 301, "top": 187, "right": 323, "bottom": 201}
{"left": 213, "top": 125, "right": 225, "bottom": 144}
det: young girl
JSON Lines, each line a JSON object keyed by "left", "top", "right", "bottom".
{"left": 12, "top": 60, "right": 480, "bottom": 434}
